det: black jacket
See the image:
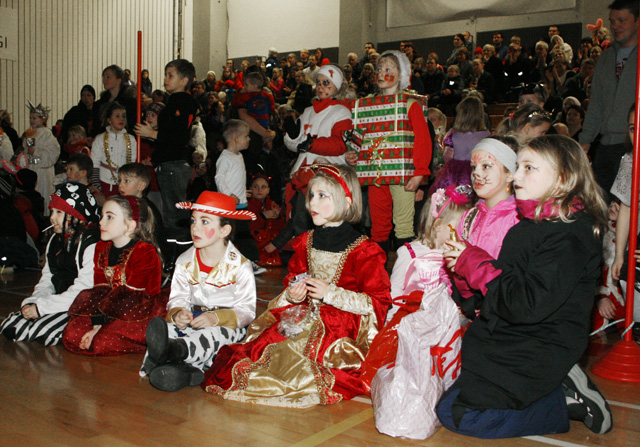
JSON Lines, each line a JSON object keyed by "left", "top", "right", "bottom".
{"left": 454, "top": 212, "right": 602, "bottom": 412}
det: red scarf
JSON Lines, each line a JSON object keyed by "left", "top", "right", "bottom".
{"left": 516, "top": 198, "right": 583, "bottom": 220}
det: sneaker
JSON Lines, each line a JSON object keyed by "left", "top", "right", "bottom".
{"left": 252, "top": 261, "right": 266, "bottom": 275}
{"left": 562, "top": 364, "right": 613, "bottom": 434}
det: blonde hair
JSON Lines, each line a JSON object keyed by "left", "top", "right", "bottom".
{"left": 417, "top": 194, "right": 472, "bottom": 249}
{"left": 427, "top": 107, "right": 447, "bottom": 136}
{"left": 305, "top": 164, "right": 362, "bottom": 224}
{"left": 105, "top": 195, "right": 163, "bottom": 264}
{"left": 525, "top": 135, "right": 607, "bottom": 236}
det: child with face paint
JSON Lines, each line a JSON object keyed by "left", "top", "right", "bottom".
{"left": 142, "top": 191, "right": 257, "bottom": 392}
{"left": 430, "top": 95, "right": 490, "bottom": 195}
{"left": 0, "top": 182, "right": 99, "bottom": 345}
{"left": 452, "top": 136, "right": 520, "bottom": 318}
{"left": 277, "top": 65, "right": 352, "bottom": 250}
{"left": 439, "top": 136, "right": 611, "bottom": 438}
{"left": 349, "top": 50, "right": 433, "bottom": 250}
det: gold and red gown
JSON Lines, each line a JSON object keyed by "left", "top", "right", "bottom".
{"left": 63, "top": 240, "right": 167, "bottom": 356}
{"left": 203, "top": 223, "right": 391, "bottom": 408}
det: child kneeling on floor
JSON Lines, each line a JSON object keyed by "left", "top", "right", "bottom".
{"left": 142, "top": 191, "right": 258, "bottom": 391}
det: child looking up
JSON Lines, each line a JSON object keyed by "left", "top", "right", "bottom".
{"left": 62, "top": 195, "right": 166, "bottom": 356}
{"left": 142, "top": 191, "right": 257, "bottom": 392}
{"left": 0, "top": 183, "right": 99, "bottom": 345}
{"left": 66, "top": 153, "right": 105, "bottom": 206}
{"left": 439, "top": 135, "right": 612, "bottom": 437}
{"left": 248, "top": 175, "right": 285, "bottom": 267}
{"left": 135, "top": 59, "right": 199, "bottom": 240}
{"left": 91, "top": 102, "right": 137, "bottom": 199}
{"left": 204, "top": 164, "right": 391, "bottom": 407}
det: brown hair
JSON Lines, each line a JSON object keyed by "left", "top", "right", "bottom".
{"left": 453, "top": 96, "right": 487, "bottom": 132}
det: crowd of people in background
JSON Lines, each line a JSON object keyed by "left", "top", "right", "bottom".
{"left": 0, "top": 0, "right": 637, "bottom": 440}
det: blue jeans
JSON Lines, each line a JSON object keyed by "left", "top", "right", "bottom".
{"left": 436, "top": 383, "right": 569, "bottom": 439}
{"left": 156, "top": 160, "right": 192, "bottom": 238}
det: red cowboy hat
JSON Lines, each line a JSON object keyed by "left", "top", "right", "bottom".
{"left": 175, "top": 191, "right": 256, "bottom": 220}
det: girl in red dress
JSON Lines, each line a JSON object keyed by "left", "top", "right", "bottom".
{"left": 62, "top": 195, "right": 166, "bottom": 355}
{"left": 204, "top": 164, "right": 391, "bottom": 407}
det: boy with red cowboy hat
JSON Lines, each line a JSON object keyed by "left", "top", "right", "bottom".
{"left": 141, "top": 191, "right": 258, "bottom": 392}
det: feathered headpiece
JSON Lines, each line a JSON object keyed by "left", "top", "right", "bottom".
{"left": 26, "top": 101, "right": 50, "bottom": 120}
{"left": 430, "top": 184, "right": 473, "bottom": 219}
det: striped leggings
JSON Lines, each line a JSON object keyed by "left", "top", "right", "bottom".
{"left": 0, "top": 311, "right": 69, "bottom": 346}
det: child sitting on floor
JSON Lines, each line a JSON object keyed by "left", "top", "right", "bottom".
{"left": 62, "top": 195, "right": 166, "bottom": 356}
{"left": 142, "top": 191, "right": 257, "bottom": 391}
{"left": 0, "top": 182, "right": 100, "bottom": 345}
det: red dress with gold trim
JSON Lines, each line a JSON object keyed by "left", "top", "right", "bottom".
{"left": 62, "top": 240, "right": 166, "bottom": 356}
{"left": 203, "top": 228, "right": 391, "bottom": 408}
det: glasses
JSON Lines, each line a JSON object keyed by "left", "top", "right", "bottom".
{"left": 316, "top": 79, "right": 332, "bottom": 87}
{"left": 527, "top": 111, "right": 551, "bottom": 120}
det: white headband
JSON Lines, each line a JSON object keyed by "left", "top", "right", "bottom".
{"left": 471, "top": 138, "right": 517, "bottom": 173}
{"left": 316, "top": 65, "right": 344, "bottom": 89}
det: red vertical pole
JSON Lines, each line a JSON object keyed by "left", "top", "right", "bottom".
{"left": 136, "top": 31, "right": 142, "bottom": 161}
{"left": 592, "top": 18, "right": 640, "bottom": 382}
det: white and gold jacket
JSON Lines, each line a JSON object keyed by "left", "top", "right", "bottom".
{"left": 165, "top": 243, "right": 257, "bottom": 329}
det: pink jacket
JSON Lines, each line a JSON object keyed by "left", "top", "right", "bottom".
{"left": 456, "top": 196, "right": 519, "bottom": 259}
{"left": 455, "top": 196, "right": 519, "bottom": 299}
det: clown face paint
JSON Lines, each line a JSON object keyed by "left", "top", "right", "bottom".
{"left": 377, "top": 57, "right": 400, "bottom": 95}
{"left": 471, "top": 150, "right": 514, "bottom": 206}
{"left": 316, "top": 74, "right": 338, "bottom": 100}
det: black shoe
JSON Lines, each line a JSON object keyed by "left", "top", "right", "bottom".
{"left": 562, "top": 364, "right": 613, "bottom": 434}
{"left": 149, "top": 363, "right": 204, "bottom": 392}
{"left": 1, "top": 327, "right": 16, "bottom": 341}
{"left": 146, "top": 317, "right": 170, "bottom": 369}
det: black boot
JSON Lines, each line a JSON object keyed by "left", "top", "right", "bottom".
{"left": 145, "top": 317, "right": 189, "bottom": 373}
{"left": 149, "top": 363, "right": 204, "bottom": 392}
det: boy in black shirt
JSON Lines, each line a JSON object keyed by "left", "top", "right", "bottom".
{"left": 135, "top": 59, "right": 198, "bottom": 239}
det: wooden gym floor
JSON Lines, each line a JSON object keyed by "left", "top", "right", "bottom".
{"left": 0, "top": 264, "right": 638, "bottom": 447}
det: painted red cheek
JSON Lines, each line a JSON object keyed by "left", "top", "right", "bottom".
{"left": 383, "top": 74, "right": 396, "bottom": 83}
{"left": 205, "top": 228, "right": 216, "bottom": 239}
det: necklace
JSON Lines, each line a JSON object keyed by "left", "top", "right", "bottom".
{"left": 103, "top": 130, "right": 132, "bottom": 184}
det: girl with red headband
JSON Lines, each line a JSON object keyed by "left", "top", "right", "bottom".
{"left": 62, "top": 195, "right": 166, "bottom": 355}
{"left": 204, "top": 164, "right": 391, "bottom": 407}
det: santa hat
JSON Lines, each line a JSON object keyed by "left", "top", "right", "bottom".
{"left": 49, "top": 182, "right": 99, "bottom": 223}
{"left": 176, "top": 191, "right": 256, "bottom": 221}
{"left": 379, "top": 50, "right": 411, "bottom": 90}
